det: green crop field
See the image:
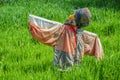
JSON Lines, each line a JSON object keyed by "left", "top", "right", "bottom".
{"left": 0, "top": 0, "right": 120, "bottom": 80}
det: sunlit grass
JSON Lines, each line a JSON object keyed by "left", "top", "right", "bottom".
{"left": 0, "top": 0, "right": 120, "bottom": 80}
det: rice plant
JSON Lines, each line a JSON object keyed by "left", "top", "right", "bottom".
{"left": 0, "top": 0, "right": 120, "bottom": 80}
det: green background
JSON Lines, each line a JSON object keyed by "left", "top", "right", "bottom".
{"left": 0, "top": 0, "right": 120, "bottom": 80}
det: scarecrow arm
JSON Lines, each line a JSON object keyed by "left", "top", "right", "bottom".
{"left": 29, "top": 14, "right": 62, "bottom": 29}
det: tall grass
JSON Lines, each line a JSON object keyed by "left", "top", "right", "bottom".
{"left": 0, "top": 0, "right": 120, "bottom": 80}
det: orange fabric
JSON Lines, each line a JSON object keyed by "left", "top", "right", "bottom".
{"left": 55, "top": 25, "right": 77, "bottom": 55}
{"left": 29, "top": 22, "right": 103, "bottom": 59}
{"left": 29, "top": 22, "right": 62, "bottom": 46}
{"left": 29, "top": 22, "right": 77, "bottom": 55}
{"left": 81, "top": 31, "right": 103, "bottom": 60}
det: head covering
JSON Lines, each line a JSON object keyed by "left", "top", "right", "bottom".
{"left": 65, "top": 8, "right": 92, "bottom": 29}
{"left": 74, "top": 8, "right": 92, "bottom": 28}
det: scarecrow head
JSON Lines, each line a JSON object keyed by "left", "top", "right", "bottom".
{"left": 65, "top": 8, "right": 92, "bottom": 29}
{"left": 74, "top": 8, "right": 92, "bottom": 28}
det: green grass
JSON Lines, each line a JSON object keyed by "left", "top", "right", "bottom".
{"left": 0, "top": 0, "right": 120, "bottom": 80}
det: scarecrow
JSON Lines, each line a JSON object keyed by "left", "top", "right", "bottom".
{"left": 29, "top": 8, "right": 104, "bottom": 71}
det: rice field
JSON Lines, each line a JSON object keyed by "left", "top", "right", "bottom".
{"left": 0, "top": 0, "right": 120, "bottom": 80}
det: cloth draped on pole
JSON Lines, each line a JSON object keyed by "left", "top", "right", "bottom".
{"left": 29, "top": 15, "right": 77, "bottom": 55}
{"left": 29, "top": 15, "right": 104, "bottom": 68}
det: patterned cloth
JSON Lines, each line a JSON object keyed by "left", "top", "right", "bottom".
{"left": 29, "top": 14, "right": 103, "bottom": 70}
{"left": 29, "top": 22, "right": 77, "bottom": 55}
{"left": 53, "top": 29, "right": 103, "bottom": 69}
{"left": 54, "top": 29, "right": 83, "bottom": 69}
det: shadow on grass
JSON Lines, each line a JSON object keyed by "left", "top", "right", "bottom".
{"left": 1, "top": 0, "right": 120, "bottom": 10}
{"left": 65, "top": 0, "right": 120, "bottom": 10}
